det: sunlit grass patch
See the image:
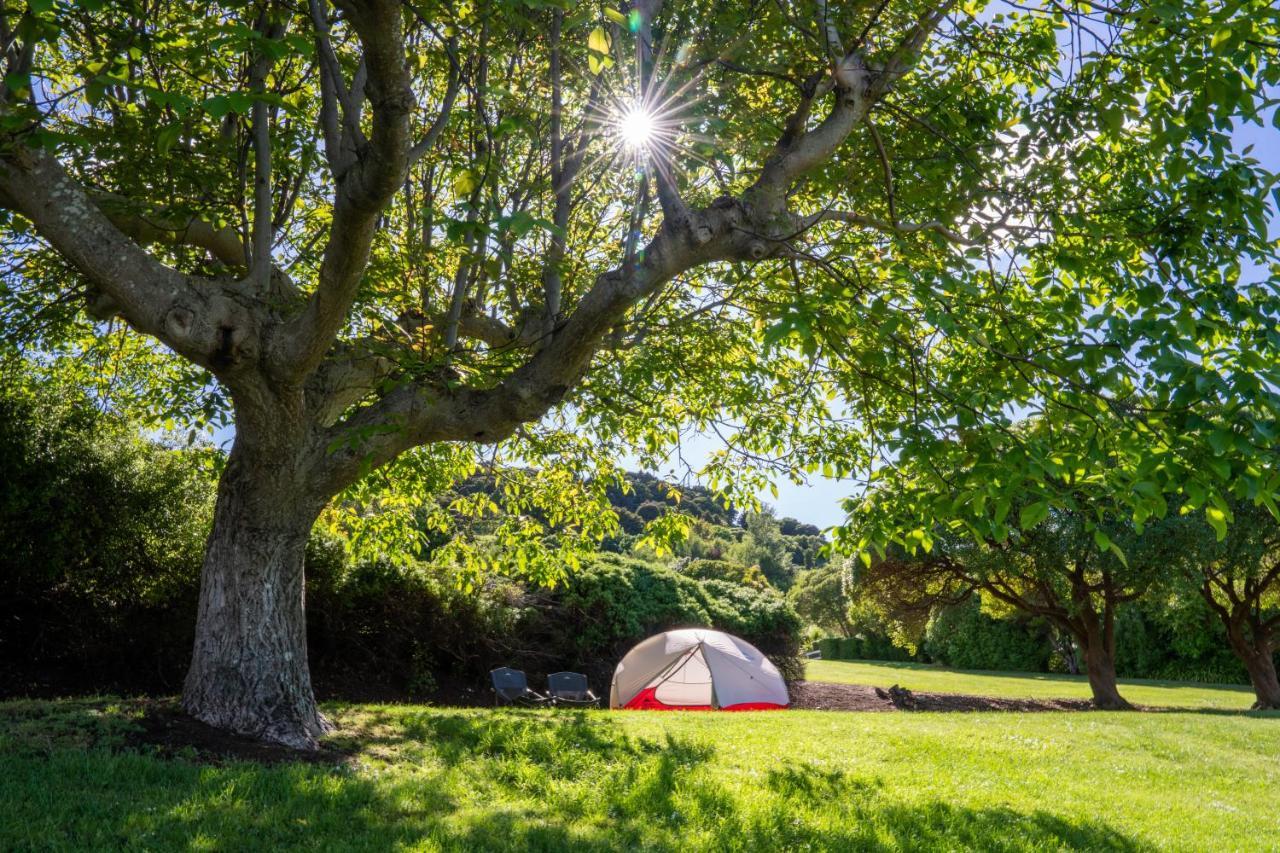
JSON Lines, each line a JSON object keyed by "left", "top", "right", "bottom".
{"left": 805, "top": 659, "right": 1259, "bottom": 710}
{"left": 3, "top": 698, "right": 1279, "bottom": 850}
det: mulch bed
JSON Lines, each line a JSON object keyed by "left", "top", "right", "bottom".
{"left": 789, "top": 680, "right": 1094, "bottom": 713}
{"left": 127, "top": 702, "right": 353, "bottom": 766}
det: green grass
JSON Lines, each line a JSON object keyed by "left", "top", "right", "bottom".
{"left": 2, "top": 698, "right": 1278, "bottom": 851}
{"left": 806, "top": 659, "right": 1258, "bottom": 710}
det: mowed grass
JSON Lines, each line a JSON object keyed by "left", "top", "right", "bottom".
{"left": 2, "top": 698, "right": 1279, "bottom": 851}
{"left": 806, "top": 659, "right": 1258, "bottom": 710}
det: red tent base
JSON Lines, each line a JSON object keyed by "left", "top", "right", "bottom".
{"left": 622, "top": 687, "right": 788, "bottom": 711}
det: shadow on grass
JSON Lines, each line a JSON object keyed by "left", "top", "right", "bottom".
{"left": 1, "top": 701, "right": 1155, "bottom": 851}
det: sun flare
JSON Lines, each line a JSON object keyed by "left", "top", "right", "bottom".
{"left": 617, "top": 104, "right": 656, "bottom": 151}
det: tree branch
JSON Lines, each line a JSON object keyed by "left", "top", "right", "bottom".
{"left": 249, "top": 14, "right": 286, "bottom": 288}
{"left": 272, "top": 0, "right": 414, "bottom": 380}
{"left": 0, "top": 148, "right": 263, "bottom": 374}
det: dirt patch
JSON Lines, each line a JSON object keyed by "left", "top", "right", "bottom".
{"left": 789, "top": 681, "right": 897, "bottom": 711}
{"left": 790, "top": 680, "right": 1095, "bottom": 713}
{"left": 127, "top": 702, "right": 353, "bottom": 766}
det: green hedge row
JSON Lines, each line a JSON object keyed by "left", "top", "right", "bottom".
{"left": 816, "top": 633, "right": 913, "bottom": 662}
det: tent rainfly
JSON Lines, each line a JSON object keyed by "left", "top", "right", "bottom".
{"left": 609, "top": 628, "right": 790, "bottom": 711}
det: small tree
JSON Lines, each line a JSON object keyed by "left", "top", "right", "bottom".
{"left": 860, "top": 510, "right": 1176, "bottom": 709}
{"left": 1167, "top": 501, "right": 1280, "bottom": 709}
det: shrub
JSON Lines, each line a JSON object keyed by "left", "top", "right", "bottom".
{"left": 924, "top": 597, "right": 1050, "bottom": 672}
{"left": 517, "top": 553, "right": 803, "bottom": 687}
{"left": 681, "top": 558, "right": 770, "bottom": 590}
{"left": 1114, "top": 602, "right": 1250, "bottom": 685}
{"left": 636, "top": 501, "right": 664, "bottom": 522}
{"left": 0, "top": 374, "right": 214, "bottom": 695}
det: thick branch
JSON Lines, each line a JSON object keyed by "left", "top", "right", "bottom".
{"left": 311, "top": 192, "right": 753, "bottom": 494}
{"left": 0, "top": 148, "right": 263, "bottom": 374}
{"left": 94, "top": 194, "right": 248, "bottom": 268}
{"left": 273, "top": 0, "right": 414, "bottom": 379}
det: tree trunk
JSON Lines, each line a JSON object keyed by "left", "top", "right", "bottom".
{"left": 1241, "top": 650, "right": 1280, "bottom": 710}
{"left": 181, "top": 435, "right": 330, "bottom": 749}
{"left": 1079, "top": 611, "right": 1131, "bottom": 710}
{"left": 1225, "top": 623, "right": 1280, "bottom": 711}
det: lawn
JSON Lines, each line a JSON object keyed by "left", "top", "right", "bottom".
{"left": 806, "top": 659, "right": 1258, "bottom": 710}
{"left": 2, "top": 697, "right": 1278, "bottom": 851}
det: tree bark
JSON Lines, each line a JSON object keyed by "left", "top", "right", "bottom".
{"left": 1225, "top": 622, "right": 1280, "bottom": 711}
{"left": 1078, "top": 607, "right": 1131, "bottom": 710}
{"left": 181, "top": 431, "right": 330, "bottom": 749}
{"left": 1081, "top": 639, "right": 1129, "bottom": 709}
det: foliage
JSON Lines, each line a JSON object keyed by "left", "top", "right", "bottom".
{"left": 728, "top": 508, "right": 797, "bottom": 590}
{"left": 0, "top": 362, "right": 213, "bottom": 690}
{"left": 3, "top": 699, "right": 1280, "bottom": 850}
{"left": 789, "top": 560, "right": 853, "bottom": 636}
{"left": 679, "top": 558, "right": 770, "bottom": 591}
{"left": 520, "top": 553, "right": 802, "bottom": 686}
{"left": 923, "top": 598, "right": 1050, "bottom": 674}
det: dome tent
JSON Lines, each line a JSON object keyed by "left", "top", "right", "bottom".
{"left": 609, "top": 628, "right": 790, "bottom": 710}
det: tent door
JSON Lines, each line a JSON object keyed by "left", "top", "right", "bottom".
{"left": 650, "top": 645, "right": 715, "bottom": 707}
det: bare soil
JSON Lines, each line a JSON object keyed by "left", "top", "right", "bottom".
{"left": 789, "top": 680, "right": 1094, "bottom": 713}
{"left": 128, "top": 702, "right": 353, "bottom": 766}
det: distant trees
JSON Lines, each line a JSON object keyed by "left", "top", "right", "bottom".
{"left": 789, "top": 560, "right": 854, "bottom": 637}
{"left": 859, "top": 508, "right": 1183, "bottom": 709}
{"left": 732, "top": 509, "right": 796, "bottom": 590}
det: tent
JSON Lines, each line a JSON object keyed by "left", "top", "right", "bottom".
{"left": 609, "top": 628, "right": 790, "bottom": 710}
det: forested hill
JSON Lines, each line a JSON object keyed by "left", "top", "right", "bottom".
{"left": 606, "top": 471, "right": 823, "bottom": 536}
{"left": 454, "top": 469, "right": 830, "bottom": 588}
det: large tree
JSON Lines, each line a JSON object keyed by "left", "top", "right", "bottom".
{"left": 1, "top": 0, "right": 1276, "bottom": 745}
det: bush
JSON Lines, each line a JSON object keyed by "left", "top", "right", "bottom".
{"left": 517, "top": 553, "right": 803, "bottom": 687}
{"left": 636, "top": 501, "right": 664, "bottom": 522}
{"left": 306, "top": 537, "right": 520, "bottom": 699}
{"left": 817, "top": 637, "right": 841, "bottom": 660}
{"left": 681, "top": 558, "right": 770, "bottom": 590}
{"left": 923, "top": 597, "right": 1049, "bottom": 672}
{"left": 0, "top": 374, "right": 214, "bottom": 695}
{"left": 1114, "top": 603, "right": 1249, "bottom": 685}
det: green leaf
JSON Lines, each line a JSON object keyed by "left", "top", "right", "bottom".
{"left": 156, "top": 123, "right": 182, "bottom": 156}
{"left": 453, "top": 169, "right": 479, "bottom": 196}
{"left": 1206, "top": 505, "right": 1227, "bottom": 541}
{"left": 587, "top": 27, "right": 612, "bottom": 75}
{"left": 1019, "top": 500, "right": 1049, "bottom": 530}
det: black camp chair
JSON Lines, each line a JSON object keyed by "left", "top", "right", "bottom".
{"left": 547, "top": 671, "right": 600, "bottom": 707}
{"left": 490, "top": 667, "right": 549, "bottom": 706}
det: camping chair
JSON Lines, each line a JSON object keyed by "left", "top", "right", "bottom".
{"left": 546, "top": 671, "right": 600, "bottom": 707}
{"left": 490, "top": 667, "right": 549, "bottom": 706}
